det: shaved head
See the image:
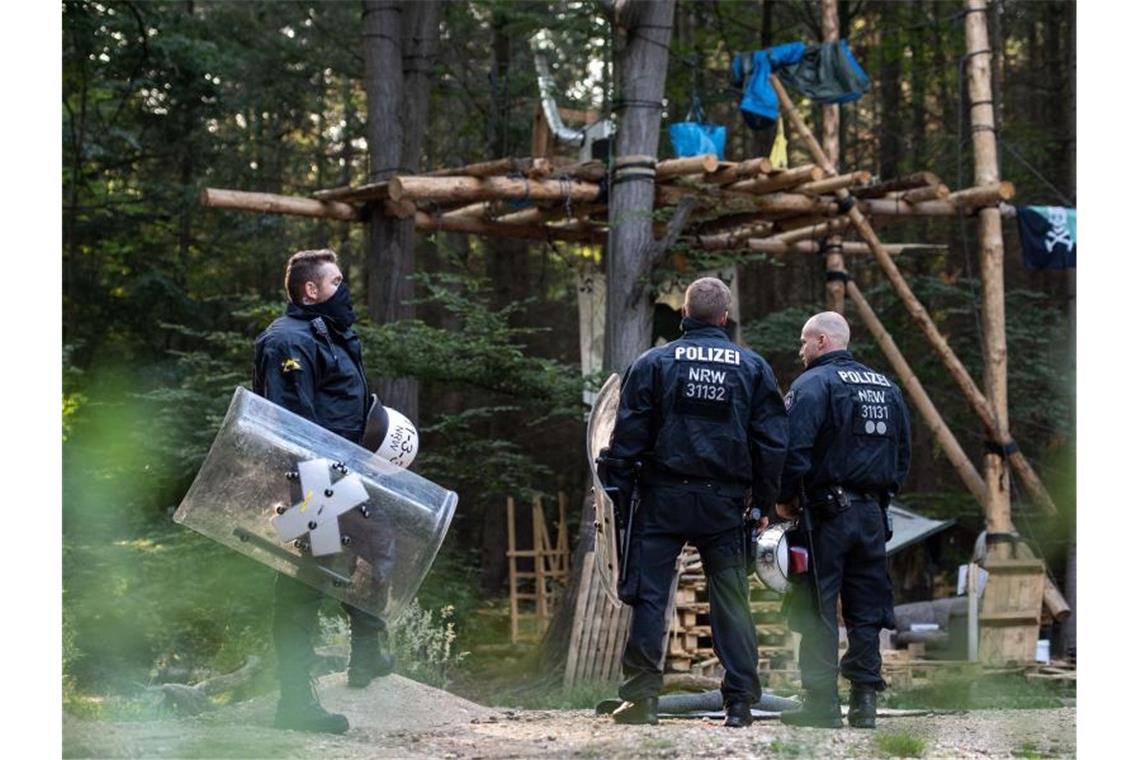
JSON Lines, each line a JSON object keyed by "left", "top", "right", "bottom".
{"left": 804, "top": 311, "right": 850, "bottom": 348}
{"left": 799, "top": 311, "right": 850, "bottom": 367}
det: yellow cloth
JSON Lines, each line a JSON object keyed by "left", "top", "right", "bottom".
{"left": 768, "top": 116, "right": 788, "bottom": 169}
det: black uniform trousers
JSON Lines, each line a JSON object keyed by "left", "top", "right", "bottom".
{"left": 788, "top": 496, "right": 895, "bottom": 694}
{"left": 618, "top": 485, "right": 760, "bottom": 705}
{"left": 273, "top": 574, "right": 386, "bottom": 687}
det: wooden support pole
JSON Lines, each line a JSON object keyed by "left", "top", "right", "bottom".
{"left": 966, "top": 0, "right": 1014, "bottom": 543}
{"left": 771, "top": 74, "right": 1058, "bottom": 516}
{"left": 507, "top": 496, "right": 519, "bottom": 644}
{"left": 821, "top": 0, "right": 846, "bottom": 313}
{"left": 847, "top": 281, "right": 988, "bottom": 504}
{"left": 201, "top": 188, "right": 362, "bottom": 222}
{"left": 533, "top": 496, "right": 547, "bottom": 628}
{"left": 390, "top": 175, "right": 600, "bottom": 204}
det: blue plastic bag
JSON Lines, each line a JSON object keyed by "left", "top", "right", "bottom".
{"left": 668, "top": 100, "right": 726, "bottom": 160}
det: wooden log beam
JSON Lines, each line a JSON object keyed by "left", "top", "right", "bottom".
{"left": 423, "top": 156, "right": 553, "bottom": 179}
{"left": 495, "top": 203, "right": 603, "bottom": 226}
{"left": 858, "top": 182, "right": 1015, "bottom": 216}
{"left": 799, "top": 170, "right": 873, "bottom": 195}
{"left": 312, "top": 180, "right": 391, "bottom": 204}
{"left": 704, "top": 157, "right": 774, "bottom": 185}
{"left": 901, "top": 184, "right": 951, "bottom": 203}
{"left": 772, "top": 74, "right": 1057, "bottom": 516}
{"left": 390, "top": 175, "right": 600, "bottom": 204}
{"left": 691, "top": 222, "right": 774, "bottom": 250}
{"left": 413, "top": 210, "right": 602, "bottom": 242}
{"left": 554, "top": 159, "right": 606, "bottom": 182}
{"left": 726, "top": 164, "right": 823, "bottom": 194}
{"left": 847, "top": 280, "right": 988, "bottom": 504}
{"left": 746, "top": 240, "right": 935, "bottom": 255}
{"left": 201, "top": 188, "right": 363, "bottom": 222}
{"left": 655, "top": 154, "right": 719, "bottom": 180}
{"left": 851, "top": 171, "right": 945, "bottom": 199}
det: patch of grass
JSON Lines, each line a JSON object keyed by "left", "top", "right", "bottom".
{"left": 1012, "top": 741, "right": 1055, "bottom": 759}
{"left": 770, "top": 739, "right": 811, "bottom": 757}
{"left": 882, "top": 670, "right": 1074, "bottom": 710}
{"left": 874, "top": 731, "right": 927, "bottom": 757}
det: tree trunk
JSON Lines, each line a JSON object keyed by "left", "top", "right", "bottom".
{"left": 821, "top": 0, "right": 845, "bottom": 313}
{"left": 603, "top": 0, "right": 678, "bottom": 373}
{"left": 965, "top": 0, "right": 1014, "bottom": 542}
{"left": 362, "top": 0, "right": 441, "bottom": 423}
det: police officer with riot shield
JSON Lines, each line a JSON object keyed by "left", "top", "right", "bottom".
{"left": 776, "top": 311, "right": 911, "bottom": 729}
{"left": 253, "top": 249, "right": 394, "bottom": 733}
{"left": 601, "top": 277, "right": 788, "bottom": 728}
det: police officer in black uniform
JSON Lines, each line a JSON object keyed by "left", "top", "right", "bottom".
{"left": 605, "top": 277, "right": 788, "bottom": 728}
{"left": 253, "top": 249, "right": 393, "bottom": 733}
{"left": 775, "top": 311, "right": 910, "bottom": 729}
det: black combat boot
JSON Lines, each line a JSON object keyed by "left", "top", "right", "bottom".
{"left": 347, "top": 631, "right": 395, "bottom": 689}
{"left": 612, "top": 696, "right": 659, "bottom": 725}
{"left": 273, "top": 678, "right": 349, "bottom": 734}
{"left": 847, "top": 684, "right": 878, "bottom": 729}
{"left": 779, "top": 690, "right": 843, "bottom": 729}
{"left": 723, "top": 700, "right": 753, "bottom": 728}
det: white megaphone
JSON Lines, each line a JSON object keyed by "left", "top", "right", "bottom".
{"left": 361, "top": 394, "right": 419, "bottom": 469}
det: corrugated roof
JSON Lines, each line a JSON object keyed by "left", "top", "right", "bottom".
{"left": 886, "top": 501, "right": 956, "bottom": 556}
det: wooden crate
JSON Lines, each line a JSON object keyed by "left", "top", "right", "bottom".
{"left": 979, "top": 558, "right": 1045, "bottom": 665}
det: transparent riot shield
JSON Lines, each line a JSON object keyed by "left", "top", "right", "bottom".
{"left": 173, "top": 387, "right": 458, "bottom": 621}
{"left": 586, "top": 373, "right": 622, "bottom": 606}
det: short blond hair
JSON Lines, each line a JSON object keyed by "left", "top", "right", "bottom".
{"left": 284, "top": 249, "right": 338, "bottom": 304}
{"left": 684, "top": 277, "right": 731, "bottom": 323}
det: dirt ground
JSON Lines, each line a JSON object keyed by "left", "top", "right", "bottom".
{"left": 63, "top": 672, "right": 1076, "bottom": 759}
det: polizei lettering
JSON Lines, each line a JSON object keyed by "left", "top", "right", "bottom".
{"left": 837, "top": 369, "right": 890, "bottom": 387}
{"left": 673, "top": 345, "right": 742, "bottom": 365}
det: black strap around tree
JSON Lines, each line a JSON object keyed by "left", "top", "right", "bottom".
{"left": 983, "top": 439, "right": 1020, "bottom": 458}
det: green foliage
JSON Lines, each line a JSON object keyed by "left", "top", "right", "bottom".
{"left": 359, "top": 273, "right": 583, "bottom": 420}
{"left": 1012, "top": 742, "right": 1056, "bottom": 759}
{"left": 389, "top": 600, "right": 469, "bottom": 689}
{"left": 874, "top": 732, "right": 928, "bottom": 758}
{"left": 769, "top": 739, "right": 813, "bottom": 757}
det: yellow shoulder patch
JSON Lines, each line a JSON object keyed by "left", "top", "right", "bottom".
{"left": 281, "top": 357, "right": 303, "bottom": 373}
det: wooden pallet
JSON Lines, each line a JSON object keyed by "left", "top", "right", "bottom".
{"left": 563, "top": 549, "right": 633, "bottom": 687}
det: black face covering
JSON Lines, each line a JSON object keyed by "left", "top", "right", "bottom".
{"left": 306, "top": 281, "right": 357, "bottom": 332}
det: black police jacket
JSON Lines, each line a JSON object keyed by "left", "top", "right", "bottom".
{"left": 608, "top": 317, "right": 789, "bottom": 514}
{"left": 252, "top": 302, "right": 370, "bottom": 442}
{"left": 779, "top": 350, "right": 911, "bottom": 503}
